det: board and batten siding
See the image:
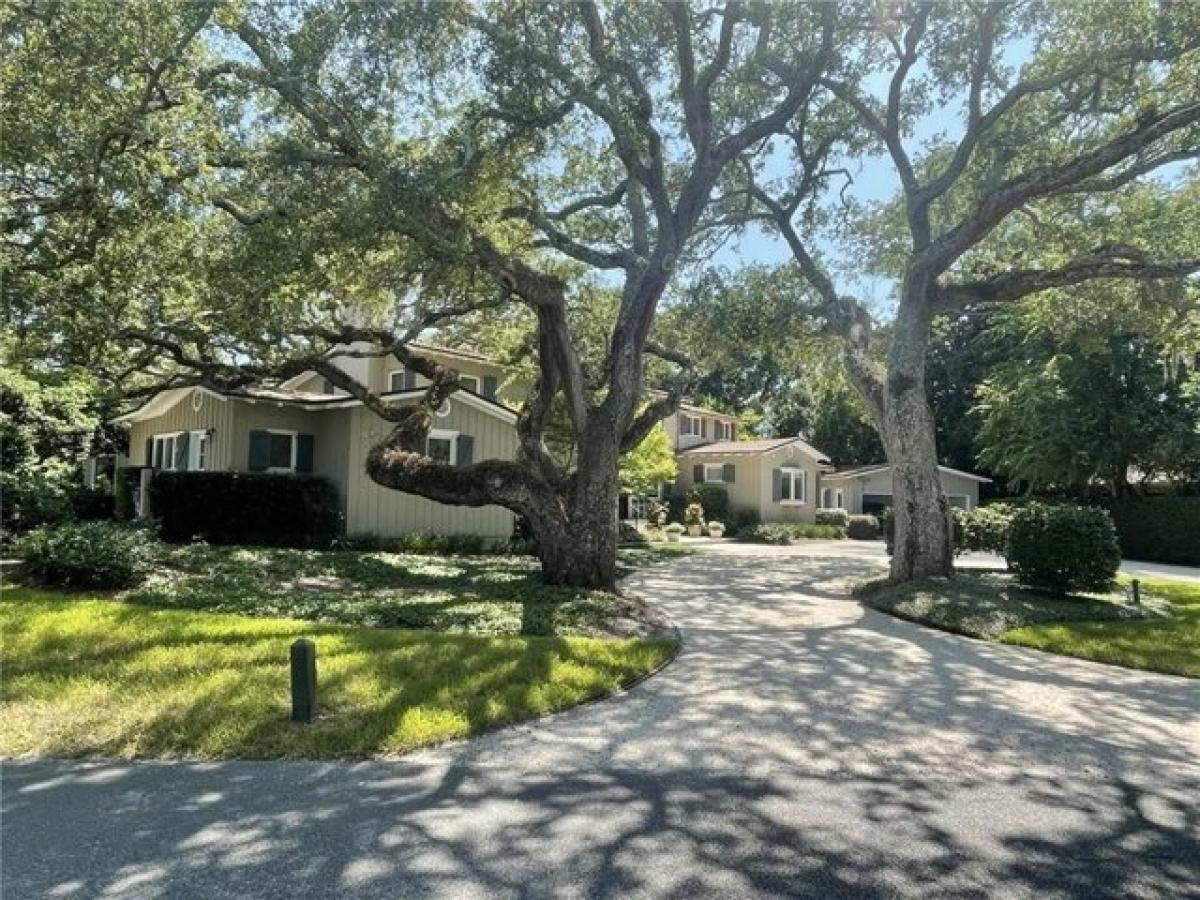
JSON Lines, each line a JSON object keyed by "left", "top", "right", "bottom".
{"left": 127, "top": 391, "right": 237, "bottom": 470}
{"left": 344, "top": 402, "right": 517, "bottom": 538}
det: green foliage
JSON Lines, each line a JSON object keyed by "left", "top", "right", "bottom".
{"left": 16, "top": 521, "right": 160, "bottom": 589}
{"left": 724, "top": 508, "right": 761, "bottom": 537}
{"left": 815, "top": 508, "right": 850, "bottom": 530}
{"left": 693, "top": 484, "right": 730, "bottom": 523}
{"left": 739, "top": 523, "right": 844, "bottom": 544}
{"left": 684, "top": 503, "right": 705, "bottom": 528}
{"left": 955, "top": 504, "right": 1016, "bottom": 555}
{"left": 619, "top": 423, "right": 678, "bottom": 496}
{"left": 148, "top": 472, "right": 343, "bottom": 548}
{"left": 847, "top": 515, "right": 881, "bottom": 540}
{"left": 1007, "top": 504, "right": 1121, "bottom": 595}
{"left": 335, "top": 532, "right": 502, "bottom": 556}
{"left": 645, "top": 502, "right": 668, "bottom": 529}
{"left": 1101, "top": 497, "right": 1200, "bottom": 566}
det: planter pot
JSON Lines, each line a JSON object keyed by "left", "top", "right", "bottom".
{"left": 687, "top": 525, "right": 702, "bottom": 537}
{"left": 666, "top": 531, "right": 682, "bottom": 543}
{"left": 708, "top": 527, "right": 724, "bottom": 538}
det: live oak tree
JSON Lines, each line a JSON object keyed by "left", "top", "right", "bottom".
{"left": 742, "top": 0, "right": 1200, "bottom": 580}
{"left": 3, "top": 1, "right": 845, "bottom": 588}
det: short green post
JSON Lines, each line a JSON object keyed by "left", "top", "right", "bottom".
{"left": 290, "top": 638, "right": 317, "bottom": 723}
{"left": 1131, "top": 578, "right": 1141, "bottom": 606}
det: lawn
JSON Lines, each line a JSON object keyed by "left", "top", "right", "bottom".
{"left": 858, "top": 572, "right": 1197, "bottom": 677}
{"left": 116, "top": 543, "right": 691, "bottom": 636}
{"left": 1002, "top": 577, "right": 1200, "bottom": 678}
{"left": 0, "top": 587, "right": 678, "bottom": 759}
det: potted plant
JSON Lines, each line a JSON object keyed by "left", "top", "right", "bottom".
{"left": 684, "top": 502, "right": 705, "bottom": 537}
{"left": 665, "top": 523, "right": 685, "bottom": 543}
{"left": 707, "top": 520, "right": 725, "bottom": 538}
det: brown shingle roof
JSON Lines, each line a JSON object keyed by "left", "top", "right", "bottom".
{"left": 678, "top": 437, "right": 830, "bottom": 461}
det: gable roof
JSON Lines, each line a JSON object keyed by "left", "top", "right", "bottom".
{"left": 277, "top": 341, "right": 503, "bottom": 391}
{"left": 827, "top": 463, "right": 993, "bottom": 483}
{"left": 111, "top": 384, "right": 519, "bottom": 426}
{"left": 677, "top": 436, "right": 831, "bottom": 464}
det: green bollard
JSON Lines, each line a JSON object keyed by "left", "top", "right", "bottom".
{"left": 290, "top": 638, "right": 317, "bottom": 723}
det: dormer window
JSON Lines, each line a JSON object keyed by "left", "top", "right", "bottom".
{"left": 716, "top": 420, "right": 734, "bottom": 440}
{"left": 681, "top": 415, "right": 703, "bottom": 436}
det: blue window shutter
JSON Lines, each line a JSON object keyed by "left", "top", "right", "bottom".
{"left": 248, "top": 430, "right": 270, "bottom": 471}
{"left": 175, "top": 432, "right": 190, "bottom": 471}
{"left": 456, "top": 434, "right": 474, "bottom": 467}
{"left": 692, "top": 464, "right": 703, "bottom": 484}
{"left": 297, "top": 434, "right": 315, "bottom": 473}
{"left": 482, "top": 375, "right": 498, "bottom": 399}
{"left": 723, "top": 463, "right": 735, "bottom": 483}
{"left": 772, "top": 468, "right": 783, "bottom": 502}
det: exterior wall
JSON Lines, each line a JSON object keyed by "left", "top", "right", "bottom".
{"left": 676, "top": 454, "right": 764, "bottom": 514}
{"left": 823, "top": 468, "right": 982, "bottom": 514}
{"left": 344, "top": 402, "right": 517, "bottom": 538}
{"left": 664, "top": 409, "right": 740, "bottom": 452}
{"left": 675, "top": 443, "right": 823, "bottom": 524}
{"left": 816, "top": 475, "right": 858, "bottom": 512}
{"left": 127, "top": 390, "right": 238, "bottom": 470}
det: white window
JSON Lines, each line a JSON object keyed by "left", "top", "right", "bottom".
{"left": 266, "top": 429, "right": 298, "bottom": 472}
{"left": 425, "top": 428, "right": 458, "bottom": 465}
{"left": 152, "top": 432, "right": 184, "bottom": 470}
{"left": 681, "top": 415, "right": 702, "bottom": 436}
{"left": 821, "top": 487, "right": 843, "bottom": 509}
{"left": 459, "top": 375, "right": 479, "bottom": 393}
{"left": 716, "top": 421, "right": 733, "bottom": 440}
{"left": 704, "top": 464, "right": 726, "bottom": 483}
{"left": 188, "top": 430, "right": 210, "bottom": 471}
{"left": 389, "top": 368, "right": 419, "bottom": 392}
{"left": 780, "top": 467, "right": 806, "bottom": 505}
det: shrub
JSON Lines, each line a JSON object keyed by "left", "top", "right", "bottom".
{"left": 70, "top": 485, "right": 115, "bottom": 521}
{"left": 148, "top": 471, "right": 343, "bottom": 548}
{"left": 646, "top": 501, "right": 668, "bottom": 529}
{"left": 881, "top": 507, "right": 895, "bottom": 553}
{"left": 1006, "top": 503, "right": 1120, "bottom": 594}
{"left": 0, "top": 471, "right": 73, "bottom": 539}
{"left": 739, "top": 522, "right": 844, "bottom": 544}
{"left": 956, "top": 503, "right": 1015, "bottom": 554}
{"left": 725, "top": 507, "right": 760, "bottom": 537}
{"left": 619, "top": 522, "right": 648, "bottom": 545}
{"left": 395, "top": 532, "right": 489, "bottom": 555}
{"left": 815, "top": 508, "right": 850, "bottom": 531}
{"left": 1102, "top": 496, "right": 1200, "bottom": 566}
{"left": 693, "top": 484, "right": 730, "bottom": 523}
{"left": 16, "top": 521, "right": 160, "bottom": 588}
{"left": 847, "top": 515, "right": 881, "bottom": 540}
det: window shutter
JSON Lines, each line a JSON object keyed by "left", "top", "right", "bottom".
{"left": 692, "top": 464, "right": 704, "bottom": 484}
{"left": 482, "top": 376, "right": 498, "bottom": 399}
{"left": 402, "top": 368, "right": 417, "bottom": 390}
{"left": 296, "top": 434, "right": 315, "bottom": 473}
{"left": 701, "top": 418, "right": 707, "bottom": 438}
{"left": 175, "top": 432, "right": 190, "bottom": 471}
{"left": 248, "top": 430, "right": 270, "bottom": 471}
{"left": 144, "top": 438, "right": 153, "bottom": 467}
{"left": 772, "top": 468, "right": 783, "bottom": 502}
{"left": 723, "top": 463, "right": 735, "bottom": 483}
{"left": 456, "top": 434, "right": 474, "bottom": 467}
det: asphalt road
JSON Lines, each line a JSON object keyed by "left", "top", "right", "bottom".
{"left": 4, "top": 542, "right": 1198, "bottom": 899}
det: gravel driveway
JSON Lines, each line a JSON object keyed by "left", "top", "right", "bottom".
{"left": 4, "top": 542, "right": 1198, "bottom": 899}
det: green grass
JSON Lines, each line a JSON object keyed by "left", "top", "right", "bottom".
{"left": 107, "top": 544, "right": 684, "bottom": 636}
{"left": 1002, "top": 577, "right": 1200, "bottom": 678}
{"left": 0, "top": 587, "right": 677, "bottom": 759}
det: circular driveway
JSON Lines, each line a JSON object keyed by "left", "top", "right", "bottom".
{"left": 5, "top": 543, "right": 1198, "bottom": 898}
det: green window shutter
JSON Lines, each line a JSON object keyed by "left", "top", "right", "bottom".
{"left": 175, "top": 432, "right": 190, "bottom": 471}
{"left": 723, "top": 463, "right": 735, "bottom": 483}
{"left": 772, "top": 468, "right": 783, "bottom": 502}
{"left": 248, "top": 430, "right": 270, "bottom": 471}
{"left": 692, "top": 464, "right": 704, "bottom": 484}
{"left": 701, "top": 418, "right": 707, "bottom": 438}
{"left": 456, "top": 434, "right": 474, "bottom": 467}
{"left": 482, "top": 375, "right": 498, "bottom": 399}
{"left": 296, "top": 434, "right": 315, "bottom": 474}
{"left": 144, "top": 438, "right": 153, "bottom": 467}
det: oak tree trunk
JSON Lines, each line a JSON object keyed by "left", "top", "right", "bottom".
{"left": 880, "top": 286, "right": 954, "bottom": 581}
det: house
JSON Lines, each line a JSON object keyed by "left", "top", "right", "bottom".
{"left": 113, "top": 343, "right": 520, "bottom": 539}
{"left": 114, "top": 338, "right": 989, "bottom": 538}
{"left": 673, "top": 435, "right": 990, "bottom": 523}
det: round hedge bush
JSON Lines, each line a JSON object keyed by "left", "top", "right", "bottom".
{"left": 1006, "top": 503, "right": 1120, "bottom": 594}
{"left": 847, "top": 514, "right": 881, "bottom": 540}
{"left": 16, "top": 521, "right": 161, "bottom": 589}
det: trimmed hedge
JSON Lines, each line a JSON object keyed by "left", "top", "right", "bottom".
{"left": 1102, "top": 496, "right": 1200, "bottom": 566}
{"left": 148, "top": 471, "right": 343, "bottom": 548}
{"left": 815, "top": 508, "right": 850, "bottom": 530}
{"left": 847, "top": 514, "right": 881, "bottom": 540}
{"left": 955, "top": 503, "right": 1016, "bottom": 555}
{"left": 693, "top": 484, "right": 731, "bottom": 523}
{"left": 16, "top": 521, "right": 160, "bottom": 588}
{"left": 739, "top": 522, "right": 844, "bottom": 544}
{"left": 1007, "top": 503, "right": 1120, "bottom": 594}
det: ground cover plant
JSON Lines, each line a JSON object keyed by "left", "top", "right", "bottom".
{"left": 0, "top": 587, "right": 676, "bottom": 759}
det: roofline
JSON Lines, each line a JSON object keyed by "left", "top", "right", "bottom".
{"left": 111, "top": 385, "right": 519, "bottom": 426}
{"left": 827, "top": 463, "right": 992, "bottom": 483}
{"left": 278, "top": 341, "right": 503, "bottom": 390}
{"left": 677, "top": 437, "right": 830, "bottom": 464}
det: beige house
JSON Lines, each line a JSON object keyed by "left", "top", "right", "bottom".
{"left": 674, "top": 439, "right": 989, "bottom": 523}
{"left": 114, "top": 344, "right": 519, "bottom": 539}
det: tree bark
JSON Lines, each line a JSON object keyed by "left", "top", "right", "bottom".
{"left": 879, "top": 283, "right": 954, "bottom": 580}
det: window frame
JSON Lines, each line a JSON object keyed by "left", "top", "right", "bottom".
{"left": 188, "top": 430, "right": 210, "bottom": 471}
{"left": 425, "top": 428, "right": 459, "bottom": 465}
{"left": 459, "top": 375, "right": 479, "bottom": 393}
{"left": 780, "top": 466, "right": 806, "bottom": 505}
{"left": 716, "top": 420, "right": 733, "bottom": 441}
{"left": 703, "top": 463, "right": 726, "bottom": 484}
{"left": 388, "top": 368, "right": 420, "bottom": 392}
{"left": 265, "top": 428, "right": 298, "bottom": 473}
{"left": 152, "top": 432, "right": 184, "bottom": 471}
{"left": 681, "top": 415, "right": 702, "bottom": 436}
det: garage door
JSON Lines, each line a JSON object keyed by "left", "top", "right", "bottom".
{"left": 862, "top": 494, "right": 891, "bottom": 515}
